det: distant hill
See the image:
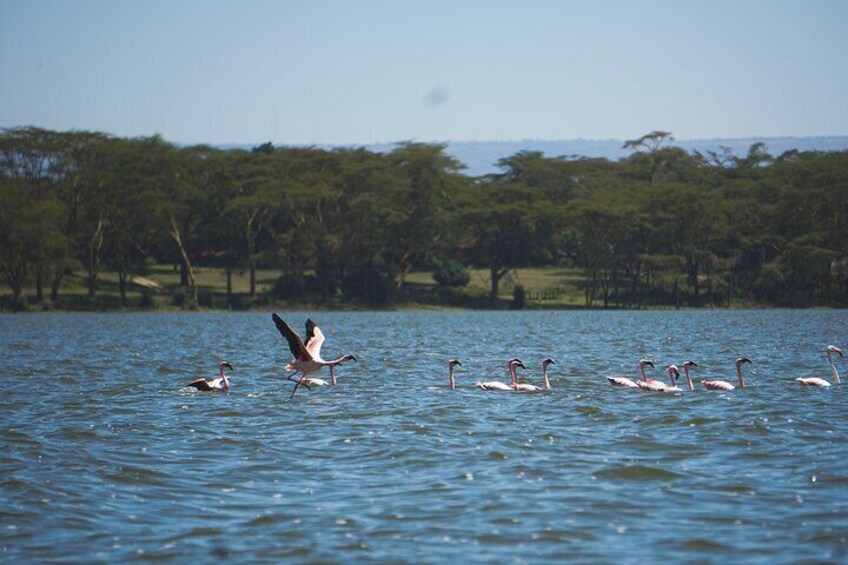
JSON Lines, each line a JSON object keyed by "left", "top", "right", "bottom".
{"left": 216, "top": 136, "right": 848, "bottom": 177}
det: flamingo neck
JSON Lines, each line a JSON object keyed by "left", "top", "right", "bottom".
{"left": 736, "top": 364, "right": 745, "bottom": 388}
{"left": 219, "top": 366, "right": 229, "bottom": 391}
{"left": 829, "top": 352, "right": 840, "bottom": 384}
{"left": 448, "top": 366, "right": 455, "bottom": 390}
{"left": 509, "top": 365, "right": 518, "bottom": 388}
{"left": 683, "top": 367, "right": 693, "bottom": 391}
{"left": 330, "top": 365, "right": 337, "bottom": 386}
{"left": 667, "top": 370, "right": 676, "bottom": 386}
{"left": 543, "top": 366, "right": 550, "bottom": 391}
{"left": 638, "top": 364, "right": 647, "bottom": 382}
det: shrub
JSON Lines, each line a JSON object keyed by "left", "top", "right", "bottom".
{"left": 432, "top": 260, "right": 470, "bottom": 287}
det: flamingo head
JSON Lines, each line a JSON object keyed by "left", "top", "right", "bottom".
{"left": 340, "top": 354, "right": 357, "bottom": 364}
{"left": 736, "top": 357, "right": 752, "bottom": 367}
{"left": 639, "top": 359, "right": 655, "bottom": 370}
{"left": 220, "top": 361, "right": 234, "bottom": 371}
{"left": 827, "top": 345, "right": 843, "bottom": 358}
{"left": 666, "top": 364, "right": 680, "bottom": 381}
{"left": 542, "top": 358, "right": 556, "bottom": 368}
{"left": 508, "top": 358, "right": 526, "bottom": 371}
{"left": 682, "top": 361, "right": 698, "bottom": 369}
{"left": 448, "top": 359, "right": 462, "bottom": 368}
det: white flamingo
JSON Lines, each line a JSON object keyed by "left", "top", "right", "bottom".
{"left": 702, "top": 357, "right": 751, "bottom": 391}
{"left": 681, "top": 361, "right": 698, "bottom": 391}
{"left": 608, "top": 359, "right": 654, "bottom": 388}
{"left": 796, "top": 345, "right": 842, "bottom": 387}
{"left": 272, "top": 314, "right": 356, "bottom": 397}
{"left": 637, "top": 364, "right": 680, "bottom": 392}
{"left": 476, "top": 359, "right": 524, "bottom": 391}
{"left": 184, "top": 361, "right": 234, "bottom": 392}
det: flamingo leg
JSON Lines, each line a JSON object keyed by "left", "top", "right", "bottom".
{"left": 290, "top": 375, "right": 312, "bottom": 399}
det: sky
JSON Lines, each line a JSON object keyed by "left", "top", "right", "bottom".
{"left": 1, "top": 0, "right": 847, "bottom": 145}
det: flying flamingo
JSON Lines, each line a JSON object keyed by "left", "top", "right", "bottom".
{"left": 184, "top": 361, "right": 234, "bottom": 392}
{"left": 476, "top": 359, "right": 525, "bottom": 391}
{"left": 446, "top": 359, "right": 462, "bottom": 389}
{"left": 272, "top": 314, "right": 357, "bottom": 397}
{"left": 702, "top": 357, "right": 751, "bottom": 391}
{"left": 796, "top": 345, "right": 842, "bottom": 387}
{"left": 608, "top": 359, "right": 654, "bottom": 388}
{"left": 638, "top": 364, "right": 681, "bottom": 392}
{"left": 681, "top": 361, "right": 698, "bottom": 390}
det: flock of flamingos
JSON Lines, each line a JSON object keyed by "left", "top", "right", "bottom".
{"left": 183, "top": 314, "right": 845, "bottom": 396}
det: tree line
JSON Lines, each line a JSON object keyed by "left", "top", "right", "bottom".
{"left": 1, "top": 127, "right": 846, "bottom": 310}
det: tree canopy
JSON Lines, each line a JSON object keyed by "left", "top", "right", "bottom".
{"left": 1, "top": 126, "right": 847, "bottom": 310}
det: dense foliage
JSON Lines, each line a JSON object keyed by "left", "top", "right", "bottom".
{"left": 1, "top": 127, "right": 846, "bottom": 310}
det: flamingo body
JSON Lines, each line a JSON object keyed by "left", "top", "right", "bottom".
{"left": 607, "top": 377, "right": 639, "bottom": 388}
{"left": 795, "top": 377, "right": 831, "bottom": 387}
{"left": 475, "top": 380, "right": 513, "bottom": 391}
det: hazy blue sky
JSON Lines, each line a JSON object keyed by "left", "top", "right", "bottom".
{"left": 1, "top": 0, "right": 846, "bottom": 145}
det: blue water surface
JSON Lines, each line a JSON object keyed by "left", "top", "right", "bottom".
{"left": 1, "top": 310, "right": 847, "bottom": 563}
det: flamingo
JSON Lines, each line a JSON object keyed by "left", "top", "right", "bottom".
{"left": 702, "top": 357, "right": 751, "bottom": 391}
{"left": 540, "top": 358, "right": 556, "bottom": 391}
{"left": 272, "top": 314, "right": 356, "bottom": 397}
{"left": 512, "top": 358, "right": 544, "bottom": 392}
{"left": 476, "top": 359, "right": 524, "bottom": 391}
{"left": 681, "top": 361, "right": 698, "bottom": 391}
{"left": 796, "top": 345, "right": 842, "bottom": 387}
{"left": 607, "top": 359, "right": 654, "bottom": 388}
{"left": 446, "top": 359, "right": 462, "bottom": 389}
{"left": 184, "top": 361, "right": 233, "bottom": 392}
{"left": 638, "top": 364, "right": 680, "bottom": 392}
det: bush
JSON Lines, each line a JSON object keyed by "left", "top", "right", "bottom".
{"left": 171, "top": 287, "right": 187, "bottom": 307}
{"left": 198, "top": 289, "right": 213, "bottom": 308}
{"left": 432, "top": 260, "right": 470, "bottom": 287}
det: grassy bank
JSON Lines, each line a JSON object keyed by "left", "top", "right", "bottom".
{"left": 0, "top": 265, "right": 597, "bottom": 312}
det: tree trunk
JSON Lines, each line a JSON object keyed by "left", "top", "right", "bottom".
{"left": 35, "top": 265, "right": 43, "bottom": 302}
{"left": 118, "top": 270, "right": 128, "bottom": 307}
{"left": 87, "top": 217, "right": 105, "bottom": 301}
{"left": 169, "top": 217, "right": 199, "bottom": 308}
{"left": 489, "top": 267, "right": 507, "bottom": 306}
{"left": 226, "top": 267, "right": 233, "bottom": 308}
{"left": 50, "top": 272, "right": 62, "bottom": 303}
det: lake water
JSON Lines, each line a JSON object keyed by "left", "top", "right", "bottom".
{"left": 2, "top": 310, "right": 848, "bottom": 563}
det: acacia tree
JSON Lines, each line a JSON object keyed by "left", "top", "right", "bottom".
{"left": 388, "top": 142, "right": 465, "bottom": 288}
